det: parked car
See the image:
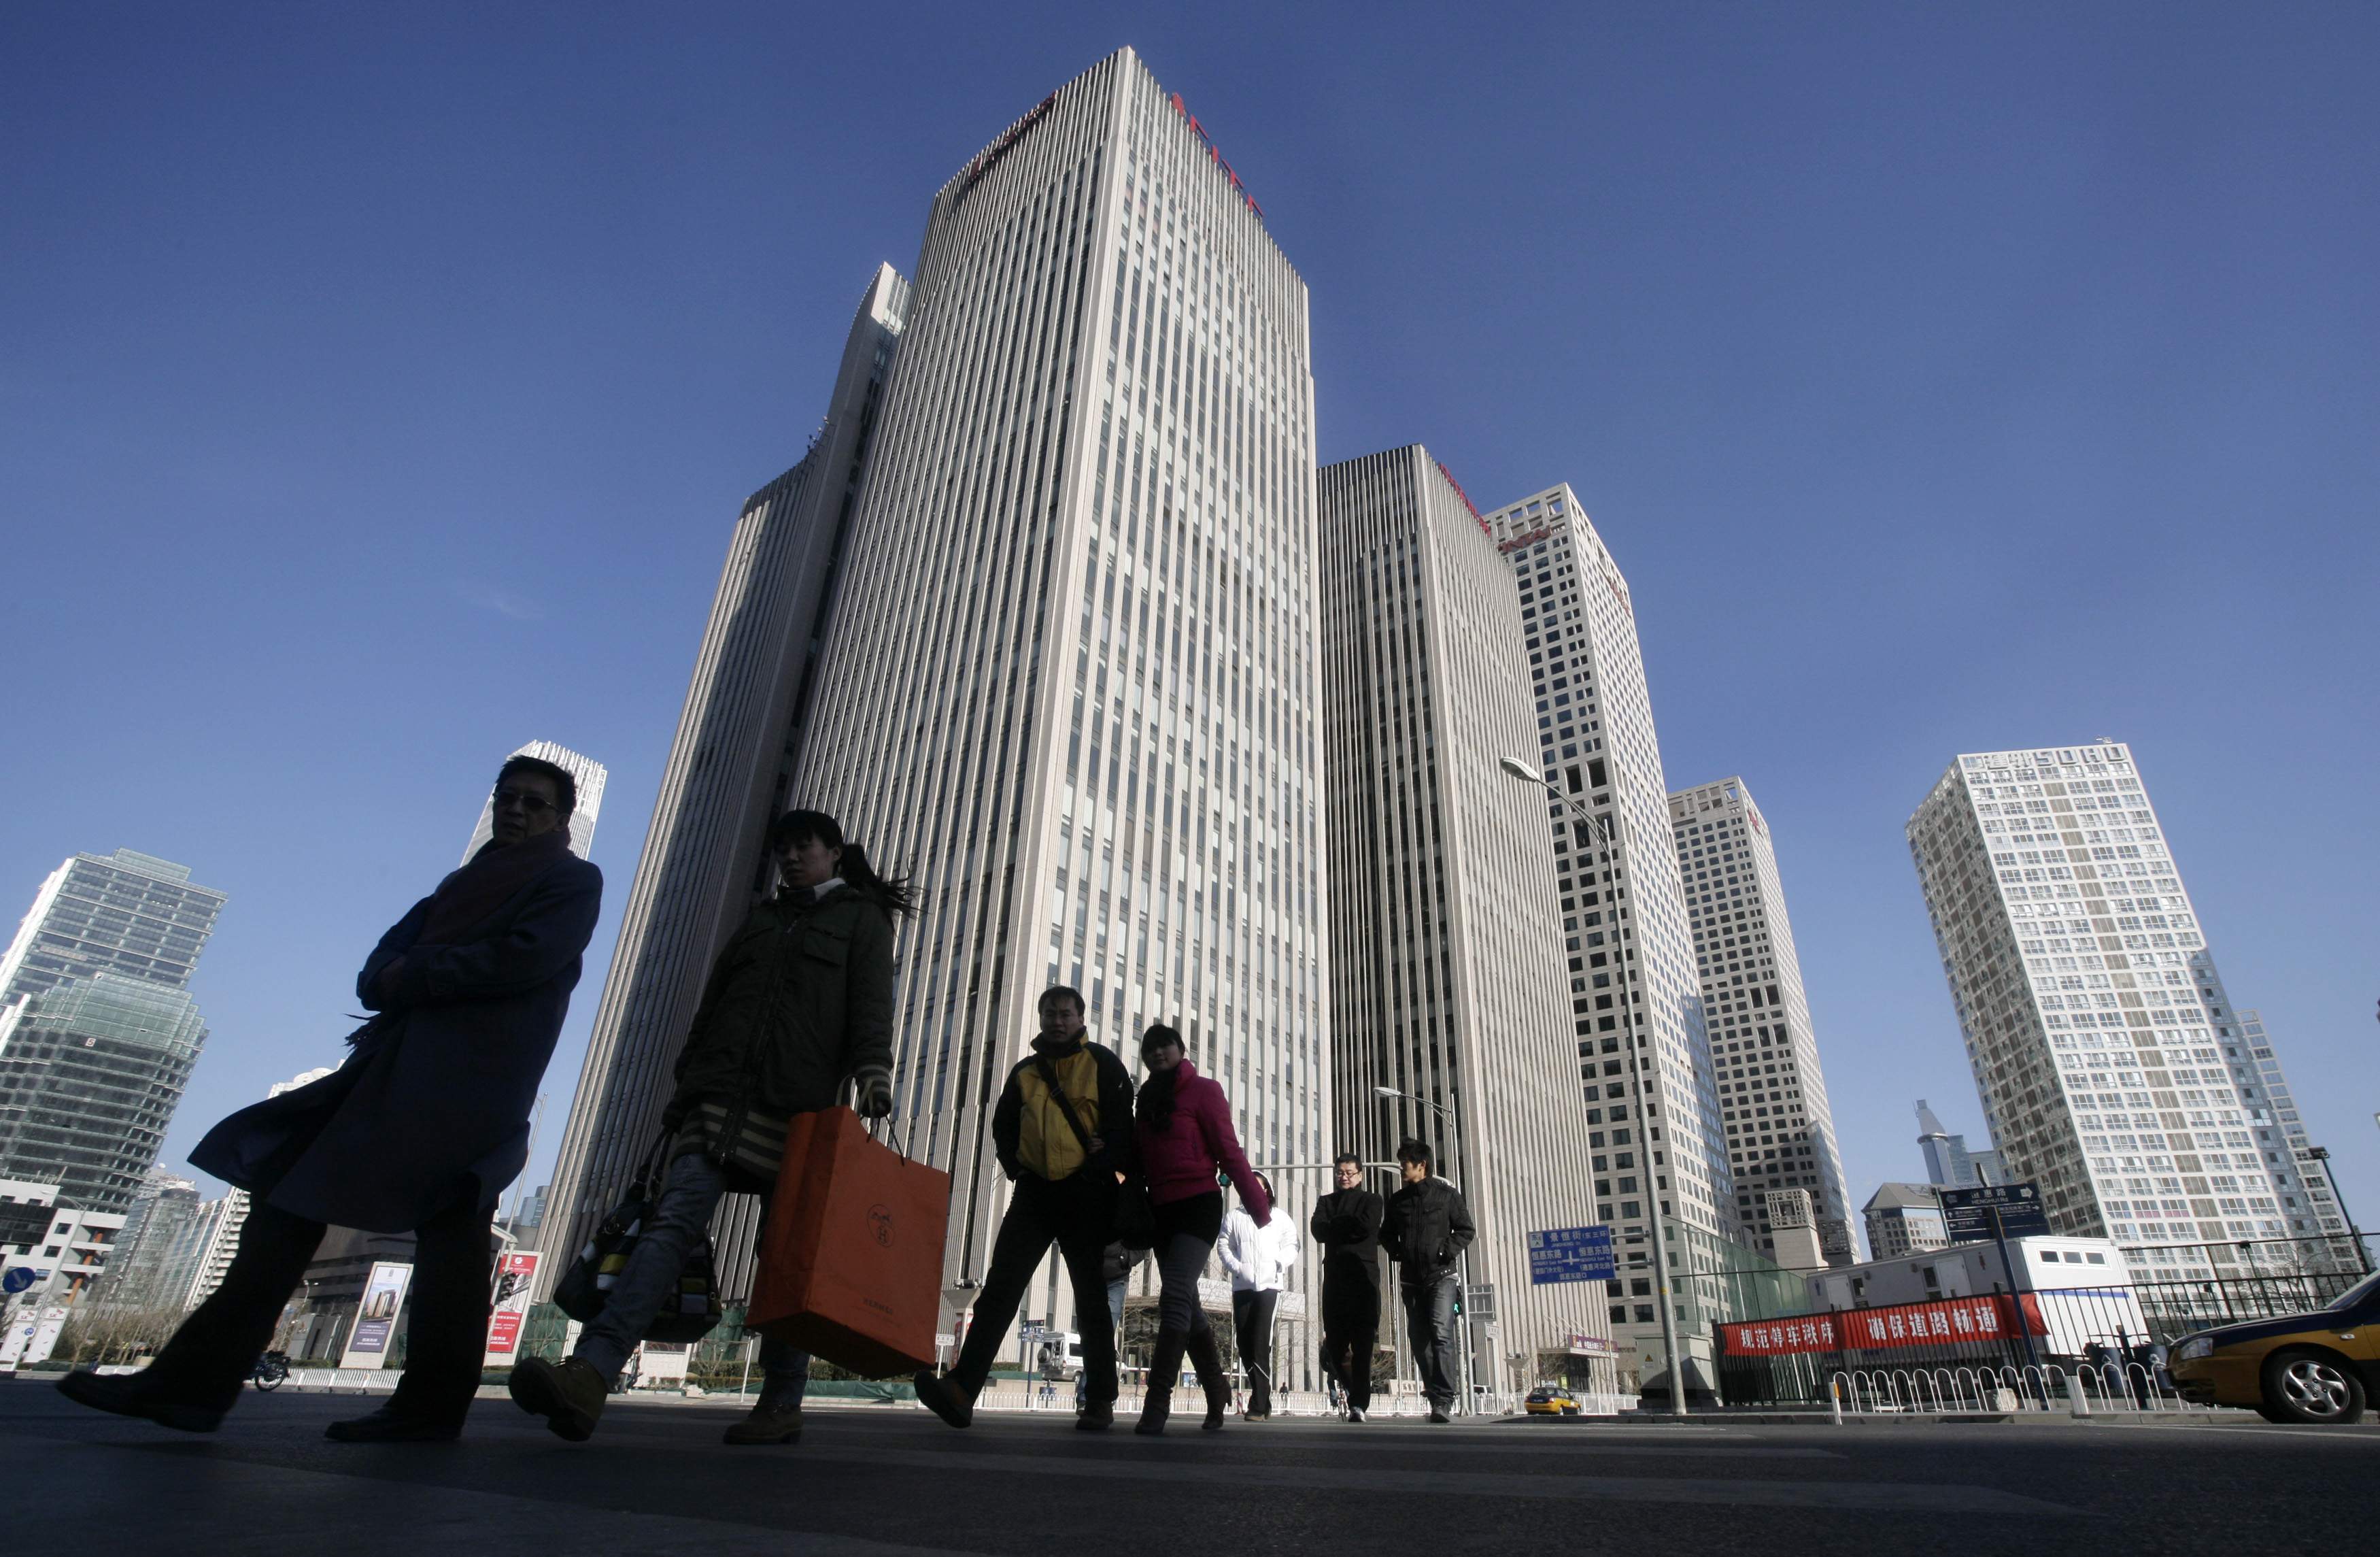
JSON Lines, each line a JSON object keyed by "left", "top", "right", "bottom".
{"left": 2169, "top": 1269, "right": 2380, "bottom": 1424}
{"left": 1524, "top": 1386, "right": 1582, "bottom": 1416}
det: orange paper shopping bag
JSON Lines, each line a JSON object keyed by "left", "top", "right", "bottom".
{"left": 749, "top": 1106, "right": 950, "bottom": 1377}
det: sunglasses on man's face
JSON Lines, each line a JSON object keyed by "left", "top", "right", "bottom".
{"left": 492, "top": 788, "right": 559, "bottom": 816}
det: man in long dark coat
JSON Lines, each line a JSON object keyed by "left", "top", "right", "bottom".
{"left": 1312, "top": 1149, "right": 1385, "bottom": 1420}
{"left": 58, "top": 754, "right": 601, "bottom": 1441}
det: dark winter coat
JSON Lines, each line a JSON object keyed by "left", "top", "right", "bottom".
{"left": 191, "top": 844, "right": 602, "bottom": 1233}
{"left": 664, "top": 882, "right": 895, "bottom": 1128}
{"left": 1379, "top": 1176, "right": 1476, "bottom": 1288}
{"left": 1311, "top": 1186, "right": 1386, "bottom": 1291}
{"left": 991, "top": 1035, "right": 1135, "bottom": 1183}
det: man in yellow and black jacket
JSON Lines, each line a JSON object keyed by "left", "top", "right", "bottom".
{"left": 915, "top": 985, "right": 1134, "bottom": 1432}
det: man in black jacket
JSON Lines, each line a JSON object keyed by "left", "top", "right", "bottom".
{"left": 915, "top": 986, "right": 1135, "bottom": 1433}
{"left": 1378, "top": 1138, "right": 1476, "bottom": 1424}
{"left": 1310, "top": 1150, "right": 1384, "bottom": 1421}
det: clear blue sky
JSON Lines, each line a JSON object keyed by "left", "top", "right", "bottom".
{"left": 5, "top": 3, "right": 2373, "bottom": 1238}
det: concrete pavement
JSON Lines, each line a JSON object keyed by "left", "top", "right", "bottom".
{"left": 7, "top": 1382, "right": 2373, "bottom": 1555}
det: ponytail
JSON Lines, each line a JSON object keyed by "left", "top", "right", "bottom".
{"left": 768, "top": 808, "right": 920, "bottom": 920}
{"left": 836, "top": 841, "right": 919, "bottom": 919}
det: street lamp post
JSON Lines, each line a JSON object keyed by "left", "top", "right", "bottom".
{"left": 1499, "top": 755, "right": 1689, "bottom": 1418}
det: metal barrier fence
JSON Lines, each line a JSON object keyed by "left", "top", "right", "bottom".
{"left": 1719, "top": 1235, "right": 2372, "bottom": 1411}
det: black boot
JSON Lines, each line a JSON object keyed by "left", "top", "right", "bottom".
{"left": 1136, "top": 1329, "right": 1189, "bottom": 1436}
{"left": 56, "top": 1369, "right": 228, "bottom": 1434}
{"left": 1185, "top": 1324, "right": 1229, "bottom": 1431}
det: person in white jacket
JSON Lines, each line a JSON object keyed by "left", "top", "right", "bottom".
{"left": 1218, "top": 1173, "right": 1298, "bottom": 1419}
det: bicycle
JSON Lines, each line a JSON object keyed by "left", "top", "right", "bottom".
{"left": 251, "top": 1350, "right": 291, "bottom": 1391}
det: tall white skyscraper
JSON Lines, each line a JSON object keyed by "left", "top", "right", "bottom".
{"left": 1482, "top": 486, "right": 1735, "bottom": 1367}
{"left": 540, "top": 267, "right": 906, "bottom": 1294}
{"left": 789, "top": 49, "right": 1326, "bottom": 1371}
{"left": 1667, "top": 777, "right": 1850, "bottom": 1264}
{"left": 462, "top": 741, "right": 609, "bottom": 863}
{"left": 1907, "top": 740, "right": 2322, "bottom": 1283}
{"left": 1318, "top": 447, "right": 1610, "bottom": 1385}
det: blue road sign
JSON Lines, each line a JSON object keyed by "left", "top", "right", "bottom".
{"left": 1939, "top": 1182, "right": 2052, "bottom": 1243}
{"left": 1527, "top": 1224, "right": 1616, "bottom": 1285}
{"left": 2, "top": 1266, "right": 35, "bottom": 1294}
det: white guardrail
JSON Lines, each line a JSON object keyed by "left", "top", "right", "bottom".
{"left": 1826, "top": 1362, "right": 2191, "bottom": 1419}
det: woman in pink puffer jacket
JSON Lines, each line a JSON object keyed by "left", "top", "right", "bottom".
{"left": 1130, "top": 1023, "right": 1271, "bottom": 1435}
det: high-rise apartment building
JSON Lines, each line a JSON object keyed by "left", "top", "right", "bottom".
{"left": 1916, "top": 1099, "right": 2004, "bottom": 1188}
{"left": 2188, "top": 962, "right": 2339, "bottom": 1243}
{"left": 540, "top": 265, "right": 908, "bottom": 1297}
{"left": 1318, "top": 447, "right": 1609, "bottom": 1384}
{"left": 1907, "top": 740, "right": 2321, "bottom": 1282}
{"left": 0, "top": 850, "right": 224, "bottom": 1010}
{"left": 784, "top": 49, "right": 1327, "bottom": 1373}
{"left": 2233, "top": 1012, "right": 2353, "bottom": 1243}
{"left": 1667, "top": 777, "right": 1850, "bottom": 1263}
{"left": 1482, "top": 486, "right": 1734, "bottom": 1356}
{"left": 0, "top": 974, "right": 209, "bottom": 1213}
{"left": 461, "top": 741, "right": 609, "bottom": 863}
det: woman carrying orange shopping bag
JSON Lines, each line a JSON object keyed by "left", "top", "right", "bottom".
{"left": 510, "top": 809, "right": 911, "bottom": 1446}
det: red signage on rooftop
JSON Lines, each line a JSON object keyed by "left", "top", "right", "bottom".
{"left": 1170, "top": 92, "right": 1263, "bottom": 220}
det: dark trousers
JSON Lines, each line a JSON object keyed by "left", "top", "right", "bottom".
{"left": 1151, "top": 1191, "right": 1223, "bottom": 1338}
{"left": 1401, "top": 1271, "right": 1461, "bottom": 1412}
{"left": 1321, "top": 1279, "right": 1380, "bottom": 1411}
{"left": 952, "top": 1172, "right": 1118, "bottom": 1404}
{"left": 147, "top": 1197, "right": 493, "bottom": 1423}
{"left": 1231, "top": 1288, "right": 1279, "bottom": 1413}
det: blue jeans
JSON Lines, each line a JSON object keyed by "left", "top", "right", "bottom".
{"left": 573, "top": 1150, "right": 809, "bottom": 1407}
{"left": 1401, "top": 1272, "right": 1460, "bottom": 1411}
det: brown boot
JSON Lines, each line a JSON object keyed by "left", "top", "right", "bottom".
{"left": 506, "top": 1356, "right": 608, "bottom": 1443}
{"left": 1185, "top": 1323, "right": 1229, "bottom": 1431}
{"left": 912, "top": 1369, "right": 976, "bottom": 1430}
{"left": 722, "top": 1399, "right": 803, "bottom": 1445}
{"left": 1136, "top": 1329, "right": 1189, "bottom": 1436}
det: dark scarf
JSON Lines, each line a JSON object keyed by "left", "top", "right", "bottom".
{"left": 415, "top": 826, "right": 574, "bottom": 945}
{"left": 1030, "top": 1031, "right": 1087, "bottom": 1060}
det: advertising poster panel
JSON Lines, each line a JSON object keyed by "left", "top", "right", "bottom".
{"left": 483, "top": 1251, "right": 541, "bottom": 1365}
{"left": 339, "top": 1260, "right": 415, "bottom": 1369}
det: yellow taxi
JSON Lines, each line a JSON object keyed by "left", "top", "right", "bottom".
{"left": 1524, "top": 1386, "right": 1582, "bottom": 1416}
{"left": 2169, "top": 1269, "right": 2380, "bottom": 1424}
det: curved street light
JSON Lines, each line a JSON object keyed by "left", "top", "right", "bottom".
{"left": 1499, "top": 754, "right": 1688, "bottom": 1418}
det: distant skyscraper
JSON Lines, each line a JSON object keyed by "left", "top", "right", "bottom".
{"left": 462, "top": 741, "right": 609, "bottom": 863}
{"left": 778, "top": 48, "right": 1327, "bottom": 1375}
{"left": 540, "top": 265, "right": 907, "bottom": 1299}
{"left": 1482, "top": 485, "right": 1735, "bottom": 1352}
{"left": 0, "top": 849, "right": 223, "bottom": 1211}
{"left": 91, "top": 1168, "right": 201, "bottom": 1309}
{"left": 1862, "top": 1182, "right": 1950, "bottom": 1258}
{"left": 1317, "top": 446, "right": 1609, "bottom": 1380}
{"left": 1907, "top": 740, "right": 2319, "bottom": 1282}
{"left": 0, "top": 849, "right": 224, "bottom": 1010}
{"left": 2192, "top": 964, "right": 2339, "bottom": 1243}
{"left": 1916, "top": 1099, "right": 2003, "bottom": 1188}
{"left": 1668, "top": 777, "right": 1852, "bottom": 1263}
{"left": 0, "top": 974, "right": 209, "bottom": 1213}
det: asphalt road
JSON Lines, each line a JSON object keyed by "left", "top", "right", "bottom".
{"left": 8, "top": 1384, "right": 2374, "bottom": 1556}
